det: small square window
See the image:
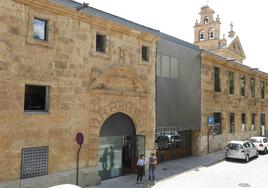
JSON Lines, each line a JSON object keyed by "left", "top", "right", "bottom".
{"left": 96, "top": 34, "right": 106, "bottom": 53}
{"left": 24, "top": 85, "right": 49, "bottom": 112}
{"left": 142, "top": 46, "right": 149, "bottom": 62}
{"left": 33, "top": 18, "right": 48, "bottom": 41}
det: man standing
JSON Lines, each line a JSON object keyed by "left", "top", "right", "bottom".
{"left": 136, "top": 154, "right": 146, "bottom": 184}
{"left": 148, "top": 152, "right": 157, "bottom": 184}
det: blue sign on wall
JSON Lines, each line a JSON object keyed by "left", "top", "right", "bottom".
{"left": 208, "top": 116, "right": 215, "bottom": 125}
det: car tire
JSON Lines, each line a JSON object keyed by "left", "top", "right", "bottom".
{"left": 265, "top": 148, "right": 267, "bottom": 154}
{"left": 256, "top": 150, "right": 258, "bottom": 158}
{"left": 245, "top": 154, "right": 249, "bottom": 162}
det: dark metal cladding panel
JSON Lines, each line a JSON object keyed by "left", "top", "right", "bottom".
{"left": 156, "top": 39, "right": 201, "bottom": 131}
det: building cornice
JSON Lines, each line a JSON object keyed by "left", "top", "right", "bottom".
{"left": 201, "top": 49, "right": 268, "bottom": 79}
{"left": 13, "top": 0, "right": 159, "bottom": 41}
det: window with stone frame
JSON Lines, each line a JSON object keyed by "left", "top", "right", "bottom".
{"left": 33, "top": 18, "right": 48, "bottom": 41}
{"left": 213, "top": 112, "right": 221, "bottom": 135}
{"left": 260, "top": 80, "right": 265, "bottom": 99}
{"left": 96, "top": 33, "right": 106, "bottom": 53}
{"left": 241, "top": 113, "right": 246, "bottom": 132}
{"left": 24, "top": 85, "right": 49, "bottom": 112}
{"left": 229, "top": 71, "right": 235, "bottom": 94}
{"left": 229, "top": 113, "right": 235, "bottom": 133}
{"left": 251, "top": 113, "right": 256, "bottom": 131}
{"left": 250, "top": 78, "right": 255, "bottom": 97}
{"left": 214, "top": 66, "right": 221, "bottom": 92}
{"left": 240, "top": 75, "right": 246, "bottom": 96}
{"left": 142, "top": 46, "right": 149, "bottom": 62}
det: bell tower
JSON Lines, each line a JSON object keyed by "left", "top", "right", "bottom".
{"left": 194, "top": 5, "right": 226, "bottom": 50}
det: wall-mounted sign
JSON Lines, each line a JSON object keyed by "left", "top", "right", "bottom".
{"left": 208, "top": 116, "right": 215, "bottom": 126}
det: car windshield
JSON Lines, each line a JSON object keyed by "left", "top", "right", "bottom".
{"left": 227, "top": 143, "right": 242, "bottom": 150}
{"left": 250, "top": 138, "right": 261, "bottom": 143}
{"left": 157, "top": 136, "right": 169, "bottom": 141}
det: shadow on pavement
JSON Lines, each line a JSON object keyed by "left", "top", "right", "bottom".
{"left": 88, "top": 150, "right": 225, "bottom": 188}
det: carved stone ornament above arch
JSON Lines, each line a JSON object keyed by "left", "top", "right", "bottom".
{"left": 89, "top": 64, "right": 148, "bottom": 96}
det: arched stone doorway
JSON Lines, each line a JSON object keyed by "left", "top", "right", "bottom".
{"left": 98, "top": 113, "right": 145, "bottom": 180}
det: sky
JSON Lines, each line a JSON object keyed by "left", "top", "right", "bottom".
{"left": 76, "top": 0, "right": 268, "bottom": 72}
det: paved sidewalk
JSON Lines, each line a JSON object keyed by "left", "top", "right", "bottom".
{"left": 87, "top": 150, "right": 225, "bottom": 188}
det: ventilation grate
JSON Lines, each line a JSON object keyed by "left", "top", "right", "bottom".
{"left": 21, "top": 146, "right": 48, "bottom": 179}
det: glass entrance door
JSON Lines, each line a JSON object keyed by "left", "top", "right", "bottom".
{"left": 132, "top": 135, "right": 145, "bottom": 173}
{"left": 98, "top": 136, "right": 123, "bottom": 180}
{"left": 122, "top": 135, "right": 145, "bottom": 174}
{"left": 122, "top": 135, "right": 133, "bottom": 175}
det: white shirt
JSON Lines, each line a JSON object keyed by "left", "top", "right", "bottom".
{"left": 137, "top": 159, "right": 146, "bottom": 166}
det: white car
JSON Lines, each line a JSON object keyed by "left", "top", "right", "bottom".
{"left": 250, "top": 136, "right": 268, "bottom": 153}
{"left": 49, "top": 184, "right": 81, "bottom": 188}
{"left": 225, "top": 141, "right": 258, "bottom": 162}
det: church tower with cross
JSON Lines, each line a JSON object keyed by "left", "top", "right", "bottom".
{"left": 194, "top": 5, "right": 226, "bottom": 50}
{"left": 194, "top": 5, "right": 246, "bottom": 63}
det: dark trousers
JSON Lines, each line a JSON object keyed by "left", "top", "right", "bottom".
{"left": 136, "top": 166, "right": 144, "bottom": 181}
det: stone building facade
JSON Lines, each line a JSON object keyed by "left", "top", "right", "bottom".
{"left": 0, "top": 0, "right": 158, "bottom": 187}
{"left": 1, "top": 0, "right": 267, "bottom": 187}
{"left": 192, "top": 5, "right": 268, "bottom": 155}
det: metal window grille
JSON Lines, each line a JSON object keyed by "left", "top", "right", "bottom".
{"left": 21, "top": 146, "right": 48, "bottom": 179}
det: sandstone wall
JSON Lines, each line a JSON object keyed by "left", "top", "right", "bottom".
{"left": 192, "top": 52, "right": 268, "bottom": 155}
{"left": 0, "top": 0, "right": 157, "bottom": 186}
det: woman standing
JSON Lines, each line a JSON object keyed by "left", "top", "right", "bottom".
{"left": 136, "top": 154, "right": 146, "bottom": 184}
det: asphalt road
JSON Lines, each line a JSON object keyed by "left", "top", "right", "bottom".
{"left": 154, "top": 153, "right": 268, "bottom": 188}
